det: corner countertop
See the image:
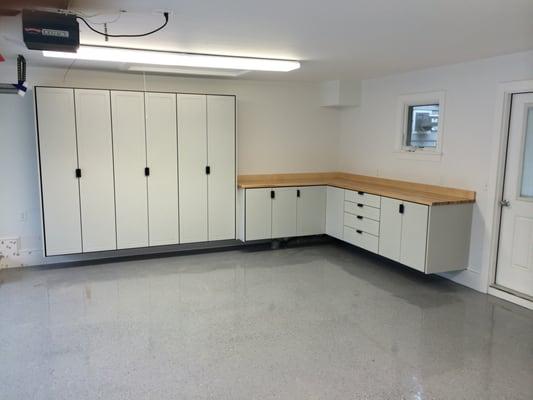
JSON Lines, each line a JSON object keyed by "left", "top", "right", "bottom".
{"left": 237, "top": 172, "right": 476, "bottom": 206}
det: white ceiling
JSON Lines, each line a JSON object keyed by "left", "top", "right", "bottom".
{"left": 1, "top": 0, "right": 533, "bottom": 81}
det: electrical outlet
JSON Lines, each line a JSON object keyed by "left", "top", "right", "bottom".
{"left": 0, "top": 237, "right": 19, "bottom": 256}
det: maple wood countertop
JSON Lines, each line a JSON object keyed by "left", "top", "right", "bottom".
{"left": 238, "top": 172, "right": 476, "bottom": 206}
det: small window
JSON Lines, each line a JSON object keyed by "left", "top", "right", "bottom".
{"left": 405, "top": 104, "right": 440, "bottom": 149}
{"left": 397, "top": 91, "right": 445, "bottom": 155}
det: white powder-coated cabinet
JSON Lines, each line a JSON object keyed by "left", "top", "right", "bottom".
{"left": 35, "top": 87, "right": 236, "bottom": 256}
{"left": 177, "top": 94, "right": 208, "bottom": 243}
{"left": 272, "top": 187, "right": 298, "bottom": 238}
{"left": 245, "top": 188, "right": 272, "bottom": 240}
{"left": 145, "top": 92, "right": 179, "bottom": 246}
{"left": 378, "top": 198, "right": 428, "bottom": 272}
{"left": 75, "top": 89, "right": 116, "bottom": 252}
{"left": 378, "top": 197, "right": 402, "bottom": 262}
{"left": 111, "top": 91, "right": 149, "bottom": 249}
{"left": 244, "top": 186, "right": 327, "bottom": 241}
{"left": 326, "top": 186, "right": 344, "bottom": 239}
{"left": 207, "top": 95, "right": 236, "bottom": 241}
{"left": 35, "top": 87, "right": 82, "bottom": 256}
{"left": 297, "top": 186, "right": 326, "bottom": 236}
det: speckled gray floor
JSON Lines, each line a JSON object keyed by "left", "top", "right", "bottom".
{"left": 1, "top": 243, "right": 532, "bottom": 400}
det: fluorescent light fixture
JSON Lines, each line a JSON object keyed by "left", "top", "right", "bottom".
{"left": 127, "top": 65, "right": 249, "bottom": 77}
{"left": 43, "top": 45, "right": 300, "bottom": 72}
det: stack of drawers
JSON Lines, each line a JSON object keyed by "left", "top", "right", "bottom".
{"left": 343, "top": 190, "right": 381, "bottom": 253}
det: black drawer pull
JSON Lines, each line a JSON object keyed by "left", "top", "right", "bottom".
{"left": 75, "top": 168, "right": 81, "bottom": 178}
{"left": 297, "top": 189, "right": 300, "bottom": 197}
{"left": 144, "top": 167, "right": 150, "bottom": 176}
{"left": 357, "top": 203, "right": 363, "bottom": 208}
{"left": 270, "top": 190, "right": 275, "bottom": 199}
{"left": 356, "top": 215, "right": 363, "bottom": 220}
{"left": 356, "top": 229, "right": 363, "bottom": 234}
{"left": 399, "top": 204, "right": 404, "bottom": 214}
{"left": 358, "top": 191, "right": 364, "bottom": 195}
{"left": 205, "top": 165, "right": 211, "bottom": 175}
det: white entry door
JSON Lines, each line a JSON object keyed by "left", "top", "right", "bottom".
{"left": 496, "top": 92, "right": 533, "bottom": 298}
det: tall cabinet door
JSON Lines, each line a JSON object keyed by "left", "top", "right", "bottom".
{"left": 111, "top": 91, "right": 149, "bottom": 249}
{"left": 145, "top": 92, "right": 179, "bottom": 246}
{"left": 207, "top": 95, "right": 236, "bottom": 241}
{"left": 400, "top": 202, "right": 428, "bottom": 272}
{"left": 178, "top": 94, "right": 208, "bottom": 243}
{"left": 75, "top": 89, "right": 117, "bottom": 252}
{"left": 35, "top": 87, "right": 82, "bottom": 255}
{"left": 297, "top": 186, "right": 326, "bottom": 236}
{"left": 272, "top": 188, "right": 297, "bottom": 238}
{"left": 379, "top": 197, "right": 402, "bottom": 262}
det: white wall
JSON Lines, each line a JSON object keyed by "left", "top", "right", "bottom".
{"left": 0, "top": 65, "right": 339, "bottom": 267}
{"left": 338, "top": 50, "right": 533, "bottom": 292}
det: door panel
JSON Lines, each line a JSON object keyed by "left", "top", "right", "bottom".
{"left": 145, "top": 92, "right": 179, "bottom": 246}
{"left": 497, "top": 93, "right": 533, "bottom": 297}
{"left": 378, "top": 197, "right": 402, "bottom": 262}
{"left": 245, "top": 189, "right": 272, "bottom": 241}
{"left": 178, "top": 94, "right": 208, "bottom": 243}
{"left": 326, "top": 186, "right": 344, "bottom": 239}
{"left": 272, "top": 188, "right": 297, "bottom": 238}
{"left": 400, "top": 201, "right": 428, "bottom": 272}
{"left": 207, "top": 95, "right": 235, "bottom": 241}
{"left": 297, "top": 186, "right": 326, "bottom": 236}
{"left": 75, "top": 89, "right": 116, "bottom": 252}
{"left": 111, "top": 91, "right": 149, "bottom": 249}
{"left": 35, "top": 87, "right": 82, "bottom": 255}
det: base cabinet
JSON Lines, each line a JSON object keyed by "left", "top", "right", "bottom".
{"left": 297, "top": 186, "right": 326, "bottom": 236}
{"left": 244, "top": 186, "right": 326, "bottom": 241}
{"left": 326, "top": 186, "right": 344, "bottom": 239}
{"left": 245, "top": 189, "right": 272, "bottom": 241}
{"left": 242, "top": 184, "right": 471, "bottom": 274}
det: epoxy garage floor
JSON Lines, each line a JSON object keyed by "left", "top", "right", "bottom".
{"left": 1, "top": 243, "right": 532, "bottom": 400}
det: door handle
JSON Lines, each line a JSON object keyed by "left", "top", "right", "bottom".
{"left": 75, "top": 168, "right": 81, "bottom": 178}
{"left": 270, "top": 190, "right": 275, "bottom": 199}
{"left": 144, "top": 167, "right": 150, "bottom": 176}
{"left": 399, "top": 204, "right": 404, "bottom": 214}
{"left": 205, "top": 165, "right": 211, "bottom": 175}
{"left": 297, "top": 189, "right": 300, "bottom": 198}
{"left": 499, "top": 199, "right": 510, "bottom": 207}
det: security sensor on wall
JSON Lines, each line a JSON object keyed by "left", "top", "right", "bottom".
{"left": 0, "top": 55, "right": 27, "bottom": 96}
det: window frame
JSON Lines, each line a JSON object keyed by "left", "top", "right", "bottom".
{"left": 397, "top": 91, "right": 446, "bottom": 156}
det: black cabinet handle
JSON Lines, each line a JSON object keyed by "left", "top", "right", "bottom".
{"left": 270, "top": 190, "right": 275, "bottom": 199}
{"left": 356, "top": 229, "right": 363, "bottom": 234}
{"left": 205, "top": 166, "right": 211, "bottom": 175}
{"left": 358, "top": 191, "right": 364, "bottom": 195}
{"left": 399, "top": 204, "right": 404, "bottom": 214}
{"left": 297, "top": 189, "right": 300, "bottom": 198}
{"left": 357, "top": 203, "right": 363, "bottom": 208}
{"left": 356, "top": 215, "right": 363, "bottom": 220}
{"left": 75, "top": 168, "right": 81, "bottom": 178}
{"left": 144, "top": 167, "right": 150, "bottom": 176}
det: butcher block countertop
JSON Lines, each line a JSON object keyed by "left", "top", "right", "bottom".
{"left": 238, "top": 172, "right": 476, "bottom": 206}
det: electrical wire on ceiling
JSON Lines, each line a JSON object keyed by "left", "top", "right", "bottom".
{"left": 76, "top": 11, "right": 169, "bottom": 38}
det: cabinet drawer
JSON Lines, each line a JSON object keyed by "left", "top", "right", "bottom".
{"left": 343, "top": 226, "right": 379, "bottom": 253}
{"left": 345, "top": 190, "right": 381, "bottom": 208}
{"left": 344, "top": 201, "right": 380, "bottom": 221}
{"left": 344, "top": 213, "right": 380, "bottom": 236}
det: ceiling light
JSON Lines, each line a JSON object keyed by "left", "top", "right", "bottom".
{"left": 43, "top": 45, "right": 300, "bottom": 72}
{"left": 127, "top": 65, "right": 249, "bottom": 77}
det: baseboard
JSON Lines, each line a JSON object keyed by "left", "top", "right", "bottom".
{"left": 488, "top": 286, "right": 533, "bottom": 310}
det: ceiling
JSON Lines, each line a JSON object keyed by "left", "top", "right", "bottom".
{"left": 1, "top": 0, "right": 533, "bottom": 81}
